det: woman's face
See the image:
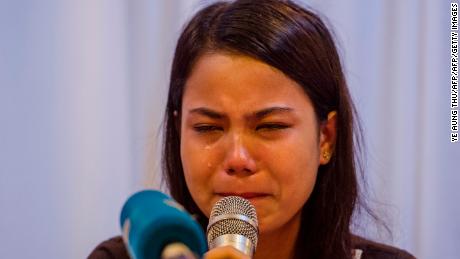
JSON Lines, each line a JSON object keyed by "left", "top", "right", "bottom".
{"left": 180, "top": 53, "right": 334, "bottom": 235}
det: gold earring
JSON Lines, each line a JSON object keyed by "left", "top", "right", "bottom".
{"left": 322, "top": 150, "right": 331, "bottom": 161}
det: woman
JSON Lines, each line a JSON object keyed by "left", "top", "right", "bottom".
{"left": 90, "top": 0, "right": 415, "bottom": 258}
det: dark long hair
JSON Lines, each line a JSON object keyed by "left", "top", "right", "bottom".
{"left": 162, "top": 1, "right": 363, "bottom": 258}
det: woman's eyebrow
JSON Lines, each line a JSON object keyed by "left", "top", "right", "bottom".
{"left": 188, "top": 106, "right": 293, "bottom": 120}
{"left": 250, "top": 106, "right": 294, "bottom": 119}
{"left": 188, "top": 107, "right": 225, "bottom": 119}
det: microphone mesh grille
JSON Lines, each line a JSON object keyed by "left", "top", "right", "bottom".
{"left": 207, "top": 196, "right": 258, "bottom": 248}
{"left": 210, "top": 196, "right": 258, "bottom": 221}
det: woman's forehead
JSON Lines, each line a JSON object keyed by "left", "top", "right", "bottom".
{"left": 183, "top": 53, "right": 310, "bottom": 106}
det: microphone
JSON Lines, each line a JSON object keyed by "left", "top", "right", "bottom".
{"left": 120, "top": 190, "right": 207, "bottom": 259}
{"left": 206, "top": 196, "right": 259, "bottom": 257}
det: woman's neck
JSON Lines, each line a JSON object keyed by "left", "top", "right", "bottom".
{"left": 253, "top": 212, "right": 302, "bottom": 259}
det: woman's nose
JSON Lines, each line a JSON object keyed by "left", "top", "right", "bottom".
{"left": 222, "top": 134, "right": 256, "bottom": 175}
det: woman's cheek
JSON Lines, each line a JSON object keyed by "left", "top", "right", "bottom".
{"left": 183, "top": 142, "right": 220, "bottom": 216}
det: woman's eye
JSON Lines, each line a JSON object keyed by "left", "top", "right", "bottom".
{"left": 193, "top": 125, "right": 223, "bottom": 133}
{"left": 256, "top": 123, "right": 290, "bottom": 131}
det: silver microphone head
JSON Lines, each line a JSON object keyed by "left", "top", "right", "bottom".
{"left": 207, "top": 196, "right": 259, "bottom": 257}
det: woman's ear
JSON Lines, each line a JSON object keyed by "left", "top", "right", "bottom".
{"left": 319, "top": 111, "right": 337, "bottom": 165}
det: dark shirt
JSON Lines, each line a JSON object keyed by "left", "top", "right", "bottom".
{"left": 88, "top": 235, "right": 416, "bottom": 259}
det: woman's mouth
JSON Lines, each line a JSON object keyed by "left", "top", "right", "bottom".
{"left": 217, "top": 192, "right": 268, "bottom": 200}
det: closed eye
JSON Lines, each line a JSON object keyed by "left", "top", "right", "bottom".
{"left": 193, "top": 124, "right": 223, "bottom": 133}
{"left": 256, "top": 123, "right": 290, "bottom": 131}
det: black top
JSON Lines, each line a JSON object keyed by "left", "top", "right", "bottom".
{"left": 88, "top": 235, "right": 416, "bottom": 259}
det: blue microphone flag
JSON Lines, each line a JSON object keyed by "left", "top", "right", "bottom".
{"left": 120, "top": 190, "right": 207, "bottom": 259}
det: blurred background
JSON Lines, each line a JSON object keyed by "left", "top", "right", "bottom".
{"left": 0, "top": 0, "right": 458, "bottom": 258}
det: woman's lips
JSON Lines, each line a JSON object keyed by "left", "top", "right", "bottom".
{"left": 217, "top": 192, "right": 268, "bottom": 199}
